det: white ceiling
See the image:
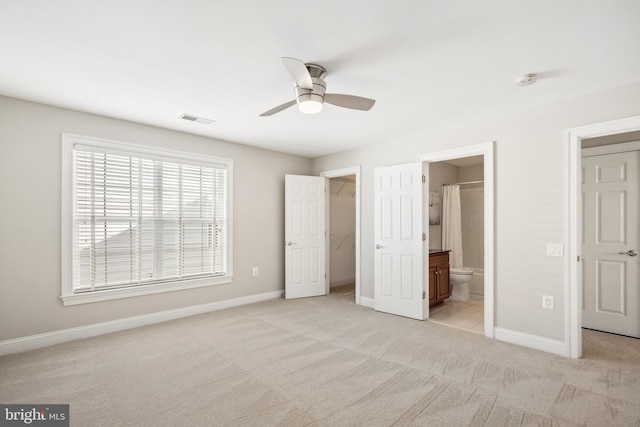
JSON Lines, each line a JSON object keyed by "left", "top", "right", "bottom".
{"left": 1, "top": 1, "right": 639, "bottom": 158}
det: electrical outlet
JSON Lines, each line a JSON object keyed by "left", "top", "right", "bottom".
{"left": 252, "top": 267, "right": 259, "bottom": 276}
{"left": 542, "top": 295, "right": 554, "bottom": 309}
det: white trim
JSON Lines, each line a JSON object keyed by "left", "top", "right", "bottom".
{"left": 417, "top": 142, "right": 495, "bottom": 338}
{"left": 360, "top": 296, "right": 375, "bottom": 308}
{"left": 321, "top": 166, "right": 361, "bottom": 306}
{"left": 61, "top": 133, "right": 234, "bottom": 305}
{"left": 494, "top": 327, "right": 567, "bottom": 357}
{"left": 0, "top": 291, "right": 281, "bottom": 357}
{"left": 565, "top": 115, "right": 640, "bottom": 359}
{"left": 61, "top": 275, "right": 233, "bottom": 306}
{"left": 63, "top": 133, "right": 232, "bottom": 167}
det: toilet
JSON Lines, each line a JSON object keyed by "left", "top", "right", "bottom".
{"left": 449, "top": 267, "right": 473, "bottom": 301}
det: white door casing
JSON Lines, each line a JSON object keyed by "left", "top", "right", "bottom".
{"left": 374, "top": 162, "right": 425, "bottom": 320}
{"left": 582, "top": 150, "right": 639, "bottom": 338}
{"left": 285, "top": 175, "right": 328, "bottom": 299}
{"left": 567, "top": 117, "right": 640, "bottom": 359}
{"left": 417, "top": 142, "right": 494, "bottom": 339}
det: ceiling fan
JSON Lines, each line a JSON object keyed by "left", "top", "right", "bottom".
{"left": 259, "top": 57, "right": 376, "bottom": 116}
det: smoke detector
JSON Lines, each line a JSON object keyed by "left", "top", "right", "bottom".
{"left": 515, "top": 74, "right": 537, "bottom": 87}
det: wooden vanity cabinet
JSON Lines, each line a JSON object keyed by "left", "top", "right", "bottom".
{"left": 428, "top": 251, "right": 450, "bottom": 306}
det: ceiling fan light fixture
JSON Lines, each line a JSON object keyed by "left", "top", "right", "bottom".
{"left": 298, "top": 98, "right": 323, "bottom": 114}
{"left": 295, "top": 85, "right": 324, "bottom": 114}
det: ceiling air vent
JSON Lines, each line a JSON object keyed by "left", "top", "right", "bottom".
{"left": 180, "top": 114, "right": 214, "bottom": 125}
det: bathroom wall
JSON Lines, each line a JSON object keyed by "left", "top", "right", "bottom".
{"left": 459, "top": 165, "right": 484, "bottom": 269}
{"left": 428, "top": 162, "right": 458, "bottom": 249}
{"left": 329, "top": 176, "right": 356, "bottom": 287}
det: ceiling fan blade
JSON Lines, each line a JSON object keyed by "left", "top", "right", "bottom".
{"left": 259, "top": 99, "right": 297, "bottom": 117}
{"left": 281, "top": 57, "right": 313, "bottom": 89}
{"left": 324, "top": 94, "right": 376, "bottom": 111}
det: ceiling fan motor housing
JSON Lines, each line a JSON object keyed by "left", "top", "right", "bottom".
{"left": 294, "top": 64, "right": 327, "bottom": 113}
{"left": 295, "top": 77, "right": 326, "bottom": 104}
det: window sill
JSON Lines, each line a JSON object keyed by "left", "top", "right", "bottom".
{"left": 60, "top": 275, "right": 233, "bottom": 306}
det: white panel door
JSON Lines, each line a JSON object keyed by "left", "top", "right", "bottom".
{"left": 374, "top": 162, "right": 425, "bottom": 320}
{"left": 285, "top": 175, "right": 328, "bottom": 299}
{"left": 582, "top": 151, "right": 639, "bottom": 337}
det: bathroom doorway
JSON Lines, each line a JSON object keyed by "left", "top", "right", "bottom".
{"left": 427, "top": 156, "right": 485, "bottom": 334}
{"left": 418, "top": 143, "right": 495, "bottom": 338}
{"left": 321, "top": 167, "right": 361, "bottom": 304}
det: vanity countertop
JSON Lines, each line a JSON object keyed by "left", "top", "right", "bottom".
{"left": 428, "top": 249, "right": 451, "bottom": 255}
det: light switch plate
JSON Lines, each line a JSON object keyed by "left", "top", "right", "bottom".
{"left": 546, "top": 243, "right": 564, "bottom": 257}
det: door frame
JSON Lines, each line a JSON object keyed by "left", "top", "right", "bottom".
{"left": 321, "top": 166, "right": 361, "bottom": 305}
{"left": 417, "top": 142, "right": 495, "bottom": 338}
{"left": 566, "top": 115, "right": 640, "bottom": 358}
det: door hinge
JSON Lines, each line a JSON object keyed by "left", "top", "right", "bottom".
{"left": 422, "top": 290, "right": 426, "bottom": 299}
{"left": 422, "top": 174, "right": 426, "bottom": 183}
{"left": 422, "top": 232, "right": 426, "bottom": 241}
{"left": 577, "top": 255, "right": 580, "bottom": 262}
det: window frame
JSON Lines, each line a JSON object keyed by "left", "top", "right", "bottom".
{"left": 61, "top": 133, "right": 233, "bottom": 306}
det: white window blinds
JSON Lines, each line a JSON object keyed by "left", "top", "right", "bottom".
{"left": 72, "top": 143, "right": 228, "bottom": 292}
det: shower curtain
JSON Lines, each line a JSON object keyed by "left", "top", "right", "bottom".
{"left": 442, "top": 184, "right": 463, "bottom": 268}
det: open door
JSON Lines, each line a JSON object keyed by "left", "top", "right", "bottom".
{"left": 374, "top": 162, "right": 426, "bottom": 320}
{"left": 285, "top": 174, "right": 328, "bottom": 299}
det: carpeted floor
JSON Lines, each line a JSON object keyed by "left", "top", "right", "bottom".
{"left": 1, "top": 285, "right": 640, "bottom": 426}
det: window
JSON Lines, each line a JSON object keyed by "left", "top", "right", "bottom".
{"left": 61, "top": 134, "right": 233, "bottom": 305}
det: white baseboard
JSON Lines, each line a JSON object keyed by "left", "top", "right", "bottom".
{"left": 359, "top": 296, "right": 374, "bottom": 308}
{"left": 0, "top": 290, "right": 282, "bottom": 357}
{"left": 494, "top": 327, "right": 568, "bottom": 357}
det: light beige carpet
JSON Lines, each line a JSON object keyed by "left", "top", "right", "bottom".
{"left": 1, "top": 284, "right": 640, "bottom": 426}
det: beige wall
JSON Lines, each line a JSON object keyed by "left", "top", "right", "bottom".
{"left": 311, "top": 81, "right": 640, "bottom": 342}
{"left": 459, "top": 164, "right": 484, "bottom": 270}
{"left": 459, "top": 164, "right": 483, "bottom": 183}
{"left": 428, "top": 162, "right": 458, "bottom": 249}
{"left": 0, "top": 95, "right": 311, "bottom": 341}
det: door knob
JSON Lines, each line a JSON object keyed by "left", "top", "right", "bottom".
{"left": 619, "top": 249, "right": 637, "bottom": 257}
{"left": 375, "top": 244, "right": 384, "bottom": 249}
{"left": 285, "top": 241, "right": 297, "bottom": 246}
